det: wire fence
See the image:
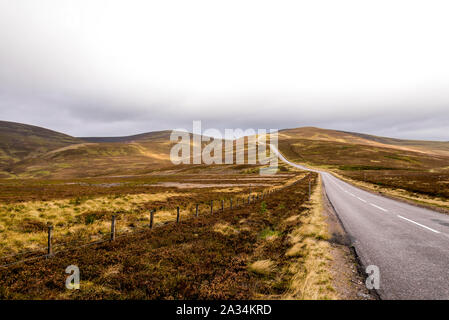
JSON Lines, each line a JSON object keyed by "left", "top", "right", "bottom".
{"left": 0, "top": 173, "right": 313, "bottom": 269}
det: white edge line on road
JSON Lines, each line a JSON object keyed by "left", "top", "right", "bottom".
{"left": 357, "top": 197, "right": 367, "bottom": 203}
{"left": 397, "top": 215, "right": 441, "bottom": 234}
{"left": 369, "top": 203, "right": 388, "bottom": 212}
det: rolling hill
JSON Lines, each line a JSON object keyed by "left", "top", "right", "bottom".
{"left": 277, "top": 127, "right": 449, "bottom": 201}
{"left": 279, "top": 127, "right": 449, "bottom": 157}
{"left": 1, "top": 121, "right": 449, "bottom": 179}
{"left": 0, "top": 121, "right": 180, "bottom": 179}
{"left": 278, "top": 127, "right": 449, "bottom": 171}
{"left": 0, "top": 121, "right": 83, "bottom": 170}
{"left": 79, "top": 130, "right": 173, "bottom": 143}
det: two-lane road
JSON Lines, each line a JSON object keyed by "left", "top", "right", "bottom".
{"left": 271, "top": 145, "right": 449, "bottom": 299}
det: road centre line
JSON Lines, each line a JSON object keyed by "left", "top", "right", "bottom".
{"left": 397, "top": 215, "right": 440, "bottom": 234}
{"left": 369, "top": 203, "right": 388, "bottom": 212}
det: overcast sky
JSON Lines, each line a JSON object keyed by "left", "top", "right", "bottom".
{"left": 1, "top": 0, "right": 449, "bottom": 140}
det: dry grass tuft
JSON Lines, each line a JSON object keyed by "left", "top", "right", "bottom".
{"left": 103, "top": 264, "right": 123, "bottom": 277}
{"left": 286, "top": 243, "right": 304, "bottom": 257}
{"left": 248, "top": 259, "right": 275, "bottom": 275}
{"left": 213, "top": 222, "right": 239, "bottom": 236}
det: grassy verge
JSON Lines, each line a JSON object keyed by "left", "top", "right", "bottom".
{"left": 280, "top": 174, "right": 337, "bottom": 300}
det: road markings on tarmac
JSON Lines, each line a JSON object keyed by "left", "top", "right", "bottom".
{"left": 397, "top": 215, "right": 441, "bottom": 234}
{"left": 369, "top": 203, "right": 388, "bottom": 212}
{"left": 357, "top": 197, "right": 367, "bottom": 203}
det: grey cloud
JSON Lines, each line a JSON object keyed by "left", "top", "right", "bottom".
{"left": 0, "top": 1, "right": 448, "bottom": 140}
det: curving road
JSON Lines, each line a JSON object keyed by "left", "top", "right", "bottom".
{"left": 271, "top": 144, "right": 449, "bottom": 300}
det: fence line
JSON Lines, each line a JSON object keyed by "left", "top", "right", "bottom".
{"left": 0, "top": 173, "right": 314, "bottom": 269}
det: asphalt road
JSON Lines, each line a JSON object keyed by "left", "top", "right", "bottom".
{"left": 271, "top": 144, "right": 449, "bottom": 300}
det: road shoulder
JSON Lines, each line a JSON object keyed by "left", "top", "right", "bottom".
{"left": 321, "top": 182, "right": 377, "bottom": 300}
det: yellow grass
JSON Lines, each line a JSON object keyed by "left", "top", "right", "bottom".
{"left": 0, "top": 192, "right": 188, "bottom": 255}
{"left": 248, "top": 259, "right": 275, "bottom": 275}
{"left": 282, "top": 175, "right": 338, "bottom": 300}
{"left": 213, "top": 222, "right": 239, "bottom": 236}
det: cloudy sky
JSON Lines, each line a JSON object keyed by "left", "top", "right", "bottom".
{"left": 1, "top": 0, "right": 448, "bottom": 140}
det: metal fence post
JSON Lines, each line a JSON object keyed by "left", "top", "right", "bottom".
{"left": 210, "top": 200, "right": 213, "bottom": 214}
{"left": 221, "top": 200, "right": 224, "bottom": 212}
{"left": 230, "top": 198, "right": 233, "bottom": 210}
{"left": 309, "top": 176, "right": 311, "bottom": 200}
{"left": 196, "top": 204, "right": 199, "bottom": 217}
{"left": 248, "top": 195, "right": 250, "bottom": 204}
{"left": 177, "top": 206, "right": 180, "bottom": 223}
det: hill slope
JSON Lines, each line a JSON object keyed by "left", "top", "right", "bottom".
{"left": 0, "top": 123, "right": 213, "bottom": 179}
{"left": 2, "top": 122, "right": 449, "bottom": 179}
{"left": 279, "top": 127, "right": 449, "bottom": 157}
{"left": 0, "top": 121, "right": 82, "bottom": 170}
{"left": 0, "top": 121, "right": 181, "bottom": 179}
{"left": 79, "top": 130, "right": 173, "bottom": 143}
{"left": 277, "top": 127, "right": 449, "bottom": 202}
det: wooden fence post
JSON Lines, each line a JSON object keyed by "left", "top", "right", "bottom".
{"left": 221, "top": 200, "right": 224, "bottom": 212}
{"left": 196, "top": 204, "right": 199, "bottom": 217}
{"left": 47, "top": 225, "right": 53, "bottom": 257}
{"left": 110, "top": 215, "right": 116, "bottom": 241}
{"left": 150, "top": 210, "right": 154, "bottom": 229}
{"left": 177, "top": 206, "right": 180, "bottom": 223}
{"left": 309, "top": 176, "right": 311, "bottom": 200}
{"left": 230, "top": 199, "right": 233, "bottom": 210}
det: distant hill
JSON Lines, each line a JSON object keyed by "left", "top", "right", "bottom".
{"left": 79, "top": 130, "right": 173, "bottom": 143}
{"left": 0, "top": 121, "right": 82, "bottom": 169}
{"left": 0, "top": 122, "right": 183, "bottom": 178}
{"left": 0, "top": 122, "right": 206, "bottom": 179}
{"left": 279, "top": 127, "right": 449, "bottom": 157}
{"left": 1, "top": 121, "right": 449, "bottom": 179}
{"left": 277, "top": 127, "right": 449, "bottom": 173}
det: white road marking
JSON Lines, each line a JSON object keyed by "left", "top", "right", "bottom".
{"left": 357, "top": 197, "right": 367, "bottom": 203}
{"left": 397, "top": 215, "right": 441, "bottom": 234}
{"left": 369, "top": 203, "right": 388, "bottom": 212}
{"left": 331, "top": 180, "right": 345, "bottom": 192}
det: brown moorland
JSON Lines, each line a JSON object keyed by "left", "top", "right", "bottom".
{"left": 0, "top": 173, "right": 346, "bottom": 300}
